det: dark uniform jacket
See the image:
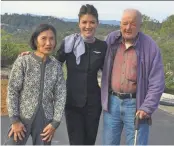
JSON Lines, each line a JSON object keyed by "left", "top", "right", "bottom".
{"left": 56, "top": 38, "right": 107, "bottom": 107}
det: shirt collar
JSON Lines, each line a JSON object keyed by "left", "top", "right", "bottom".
{"left": 120, "top": 32, "right": 140, "bottom": 47}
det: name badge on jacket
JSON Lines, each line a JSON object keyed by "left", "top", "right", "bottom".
{"left": 93, "top": 51, "right": 101, "bottom": 54}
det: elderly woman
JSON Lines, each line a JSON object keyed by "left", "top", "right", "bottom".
{"left": 5, "top": 24, "right": 66, "bottom": 145}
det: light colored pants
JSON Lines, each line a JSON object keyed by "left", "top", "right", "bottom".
{"left": 103, "top": 95, "right": 149, "bottom": 145}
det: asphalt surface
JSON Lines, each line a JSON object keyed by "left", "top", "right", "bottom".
{"left": 1, "top": 108, "right": 174, "bottom": 145}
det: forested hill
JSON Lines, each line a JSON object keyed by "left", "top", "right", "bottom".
{"left": 1, "top": 13, "right": 174, "bottom": 93}
{"left": 1, "top": 13, "right": 119, "bottom": 42}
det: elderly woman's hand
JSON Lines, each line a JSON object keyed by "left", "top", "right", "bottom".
{"left": 40, "top": 123, "right": 56, "bottom": 142}
{"left": 8, "top": 122, "right": 26, "bottom": 142}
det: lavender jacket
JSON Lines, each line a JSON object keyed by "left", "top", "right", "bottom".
{"left": 101, "top": 30, "right": 165, "bottom": 115}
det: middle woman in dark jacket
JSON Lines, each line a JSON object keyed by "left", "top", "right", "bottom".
{"left": 56, "top": 4, "right": 107, "bottom": 145}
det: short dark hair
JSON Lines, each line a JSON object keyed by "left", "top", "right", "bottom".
{"left": 30, "top": 24, "right": 57, "bottom": 50}
{"left": 78, "top": 4, "right": 98, "bottom": 22}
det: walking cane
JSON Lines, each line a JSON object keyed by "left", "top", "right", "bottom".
{"left": 134, "top": 115, "right": 139, "bottom": 146}
{"left": 134, "top": 116, "right": 152, "bottom": 146}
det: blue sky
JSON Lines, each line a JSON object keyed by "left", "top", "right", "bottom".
{"left": 1, "top": 1, "right": 174, "bottom": 22}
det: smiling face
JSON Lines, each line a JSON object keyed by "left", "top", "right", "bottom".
{"left": 79, "top": 14, "right": 98, "bottom": 39}
{"left": 36, "top": 29, "right": 56, "bottom": 55}
{"left": 120, "top": 10, "right": 141, "bottom": 42}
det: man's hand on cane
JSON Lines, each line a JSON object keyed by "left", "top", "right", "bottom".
{"left": 136, "top": 110, "right": 150, "bottom": 119}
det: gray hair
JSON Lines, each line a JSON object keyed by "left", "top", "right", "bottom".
{"left": 123, "top": 8, "right": 142, "bottom": 25}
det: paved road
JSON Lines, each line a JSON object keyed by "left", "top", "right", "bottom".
{"left": 1, "top": 108, "right": 174, "bottom": 145}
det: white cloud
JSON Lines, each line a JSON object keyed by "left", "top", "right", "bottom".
{"left": 1, "top": 1, "right": 174, "bottom": 22}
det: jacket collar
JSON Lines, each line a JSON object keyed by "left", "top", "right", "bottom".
{"left": 109, "top": 30, "right": 141, "bottom": 47}
{"left": 31, "top": 52, "right": 51, "bottom": 63}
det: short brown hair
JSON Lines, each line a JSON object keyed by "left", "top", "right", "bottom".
{"left": 78, "top": 4, "right": 98, "bottom": 22}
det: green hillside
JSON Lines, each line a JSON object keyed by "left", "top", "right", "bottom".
{"left": 1, "top": 13, "right": 174, "bottom": 93}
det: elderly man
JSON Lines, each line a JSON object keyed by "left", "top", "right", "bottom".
{"left": 101, "top": 9, "right": 165, "bottom": 145}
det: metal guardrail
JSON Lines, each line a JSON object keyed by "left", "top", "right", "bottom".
{"left": 160, "top": 93, "right": 174, "bottom": 106}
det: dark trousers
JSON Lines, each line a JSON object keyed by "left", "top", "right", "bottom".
{"left": 65, "top": 103, "right": 102, "bottom": 145}
{"left": 4, "top": 106, "right": 51, "bottom": 145}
